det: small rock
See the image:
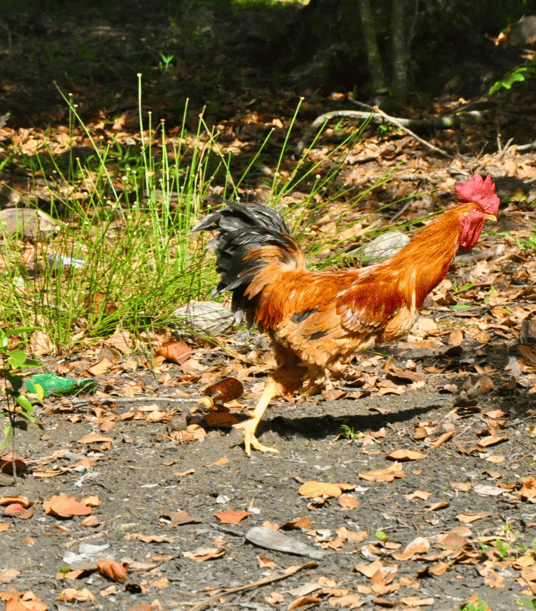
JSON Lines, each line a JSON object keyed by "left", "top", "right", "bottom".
{"left": 245, "top": 526, "right": 326, "bottom": 560}
{"left": 357, "top": 231, "right": 410, "bottom": 265}
{"left": 47, "top": 253, "right": 86, "bottom": 270}
{"left": 0, "top": 186, "right": 21, "bottom": 209}
{"left": 0, "top": 208, "right": 59, "bottom": 239}
{"left": 171, "top": 300, "right": 234, "bottom": 337}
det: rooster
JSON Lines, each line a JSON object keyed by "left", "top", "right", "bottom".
{"left": 193, "top": 173, "right": 500, "bottom": 453}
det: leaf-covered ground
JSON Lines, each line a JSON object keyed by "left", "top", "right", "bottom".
{"left": 2, "top": 4, "right": 536, "bottom": 611}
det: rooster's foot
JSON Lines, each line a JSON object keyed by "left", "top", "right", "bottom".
{"left": 234, "top": 419, "right": 278, "bottom": 455}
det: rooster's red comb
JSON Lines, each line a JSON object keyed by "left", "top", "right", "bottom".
{"left": 456, "top": 172, "right": 500, "bottom": 214}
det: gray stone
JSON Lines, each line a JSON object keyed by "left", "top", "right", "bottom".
{"left": 171, "top": 300, "right": 234, "bottom": 336}
{"left": 0, "top": 208, "right": 59, "bottom": 239}
{"left": 357, "top": 230, "right": 410, "bottom": 265}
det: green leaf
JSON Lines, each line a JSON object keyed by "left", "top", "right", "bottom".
{"left": 454, "top": 282, "right": 475, "bottom": 293}
{"left": 30, "top": 383, "right": 45, "bottom": 402}
{"left": 0, "top": 424, "right": 13, "bottom": 450}
{"left": 451, "top": 304, "right": 473, "bottom": 311}
{"left": 489, "top": 57, "right": 536, "bottom": 95}
{"left": 8, "top": 350, "right": 28, "bottom": 370}
{"left": 4, "top": 372, "right": 23, "bottom": 392}
{"left": 4, "top": 327, "right": 41, "bottom": 337}
{"left": 15, "top": 394, "right": 33, "bottom": 412}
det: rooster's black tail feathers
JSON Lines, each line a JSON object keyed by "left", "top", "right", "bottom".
{"left": 192, "top": 200, "right": 301, "bottom": 327}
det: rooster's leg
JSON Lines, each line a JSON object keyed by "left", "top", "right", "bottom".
{"left": 234, "top": 379, "right": 279, "bottom": 454}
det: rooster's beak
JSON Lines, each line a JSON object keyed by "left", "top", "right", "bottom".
{"left": 486, "top": 214, "right": 497, "bottom": 222}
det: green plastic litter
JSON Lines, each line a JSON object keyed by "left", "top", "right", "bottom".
{"left": 26, "top": 374, "right": 97, "bottom": 397}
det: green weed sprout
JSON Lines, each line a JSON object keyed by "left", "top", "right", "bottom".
{"left": 0, "top": 328, "right": 44, "bottom": 480}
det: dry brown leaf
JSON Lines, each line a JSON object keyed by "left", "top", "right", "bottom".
{"left": 514, "top": 556, "right": 536, "bottom": 569}
{"left": 0, "top": 496, "right": 31, "bottom": 507}
{"left": 451, "top": 482, "right": 473, "bottom": 492}
{"left": 475, "top": 435, "right": 508, "bottom": 449}
{"left": 43, "top": 494, "right": 92, "bottom": 518}
{"left": 392, "top": 537, "right": 430, "bottom": 560}
{"left": 56, "top": 587, "right": 95, "bottom": 602}
{"left": 354, "top": 559, "right": 384, "bottom": 578}
{"left": 0, "top": 456, "right": 27, "bottom": 476}
{"left": 266, "top": 591, "right": 286, "bottom": 604}
{"left": 412, "top": 317, "right": 439, "bottom": 336}
{"left": 521, "top": 479, "right": 536, "bottom": 502}
{"left": 387, "top": 449, "right": 427, "bottom": 461}
{"left": 484, "top": 569, "right": 505, "bottom": 588}
{"left": 358, "top": 463, "right": 405, "bottom": 482}
{"left": 158, "top": 340, "right": 192, "bottom": 365}
{"left": 171, "top": 424, "right": 206, "bottom": 444}
{"left": 428, "top": 561, "right": 452, "bottom": 576}
{"left": 401, "top": 596, "right": 435, "bottom": 607}
{"left": 0, "top": 522, "right": 10, "bottom": 532}
{"left": 457, "top": 511, "right": 490, "bottom": 523}
{"left": 288, "top": 595, "right": 322, "bottom": 609}
{"left": 449, "top": 329, "right": 464, "bottom": 346}
{"left": 5, "top": 599, "right": 27, "bottom": 611}
{"left": 174, "top": 469, "right": 195, "bottom": 477}
{"left": 88, "top": 357, "right": 113, "bottom": 377}
{"left": 413, "top": 426, "right": 429, "bottom": 440}
{"left": 124, "top": 533, "right": 173, "bottom": 543}
{"left": 4, "top": 503, "right": 33, "bottom": 520}
{"left": 77, "top": 432, "right": 113, "bottom": 447}
{"left": 99, "top": 585, "right": 119, "bottom": 598}
{"left": 371, "top": 563, "right": 398, "bottom": 587}
{"left": 183, "top": 546, "right": 225, "bottom": 562}
{"left": 522, "top": 566, "right": 536, "bottom": 593}
{"left": 328, "top": 593, "right": 362, "bottom": 608}
{"left": 161, "top": 510, "right": 201, "bottom": 526}
{"left": 338, "top": 495, "right": 360, "bottom": 510}
{"left": 282, "top": 517, "right": 310, "bottom": 530}
{"left": 258, "top": 556, "right": 277, "bottom": 569}
{"left": 205, "top": 456, "right": 229, "bottom": 467}
{"left": 425, "top": 501, "right": 449, "bottom": 512}
{"left": 0, "top": 569, "right": 20, "bottom": 584}
{"left": 298, "top": 481, "right": 345, "bottom": 498}
{"left": 106, "top": 331, "right": 134, "bottom": 354}
{"left": 149, "top": 577, "right": 169, "bottom": 589}
{"left": 290, "top": 583, "right": 321, "bottom": 597}
{"left": 214, "top": 509, "right": 249, "bottom": 524}
{"left": 436, "top": 533, "right": 467, "bottom": 552}
{"left": 430, "top": 431, "right": 456, "bottom": 447}
{"left": 82, "top": 495, "right": 101, "bottom": 507}
{"left": 404, "top": 490, "right": 430, "bottom": 501}
{"left": 29, "top": 329, "right": 54, "bottom": 356}
{"left": 97, "top": 559, "right": 128, "bottom": 583}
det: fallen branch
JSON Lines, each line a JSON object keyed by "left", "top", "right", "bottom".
{"left": 190, "top": 561, "right": 318, "bottom": 611}
{"left": 294, "top": 105, "right": 489, "bottom": 157}
{"left": 349, "top": 98, "right": 451, "bottom": 158}
{"left": 69, "top": 395, "right": 195, "bottom": 409}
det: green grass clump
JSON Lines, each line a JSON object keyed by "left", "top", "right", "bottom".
{"left": 0, "top": 80, "right": 408, "bottom": 354}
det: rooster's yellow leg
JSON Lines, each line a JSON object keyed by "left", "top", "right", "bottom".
{"left": 234, "top": 379, "right": 279, "bottom": 454}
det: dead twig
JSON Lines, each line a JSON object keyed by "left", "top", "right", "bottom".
{"left": 349, "top": 98, "right": 451, "bottom": 158}
{"left": 190, "top": 561, "right": 318, "bottom": 611}
{"left": 294, "top": 102, "right": 489, "bottom": 157}
{"left": 70, "top": 395, "right": 195, "bottom": 409}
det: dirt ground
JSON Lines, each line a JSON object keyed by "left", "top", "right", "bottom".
{"left": 2, "top": 300, "right": 536, "bottom": 611}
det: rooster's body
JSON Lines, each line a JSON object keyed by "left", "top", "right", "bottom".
{"left": 193, "top": 173, "right": 500, "bottom": 453}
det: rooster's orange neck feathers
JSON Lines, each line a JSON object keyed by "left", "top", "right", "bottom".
{"left": 382, "top": 203, "right": 475, "bottom": 310}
